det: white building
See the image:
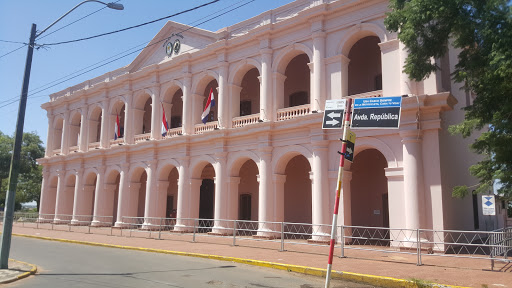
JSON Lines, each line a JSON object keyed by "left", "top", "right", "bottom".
{"left": 38, "top": 0, "right": 483, "bottom": 239}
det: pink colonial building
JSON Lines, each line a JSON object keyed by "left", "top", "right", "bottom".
{"left": 38, "top": 0, "right": 481, "bottom": 238}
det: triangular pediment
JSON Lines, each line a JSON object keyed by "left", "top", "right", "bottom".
{"left": 127, "top": 21, "right": 219, "bottom": 72}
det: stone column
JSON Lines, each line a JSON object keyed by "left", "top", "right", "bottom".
{"left": 181, "top": 74, "right": 193, "bottom": 135}
{"left": 399, "top": 41, "right": 413, "bottom": 96}
{"left": 226, "top": 177, "right": 241, "bottom": 222}
{"left": 273, "top": 72, "right": 286, "bottom": 112}
{"left": 272, "top": 174, "right": 286, "bottom": 235}
{"left": 71, "top": 168, "right": 85, "bottom": 224}
{"left": 312, "top": 31, "right": 326, "bottom": 111}
{"left": 212, "top": 152, "right": 228, "bottom": 234}
{"left": 401, "top": 130, "right": 425, "bottom": 236}
{"left": 124, "top": 94, "right": 134, "bottom": 144}
{"left": 143, "top": 160, "right": 159, "bottom": 226}
{"left": 175, "top": 157, "right": 191, "bottom": 230}
{"left": 38, "top": 170, "right": 51, "bottom": 220}
{"left": 53, "top": 170, "right": 66, "bottom": 222}
{"left": 114, "top": 163, "right": 130, "bottom": 227}
{"left": 100, "top": 100, "right": 109, "bottom": 148}
{"left": 311, "top": 141, "right": 330, "bottom": 239}
{"left": 218, "top": 62, "right": 229, "bottom": 128}
{"left": 150, "top": 86, "right": 162, "bottom": 140}
{"left": 157, "top": 180, "right": 170, "bottom": 218}
{"left": 260, "top": 49, "right": 273, "bottom": 121}
{"left": 45, "top": 113, "right": 55, "bottom": 157}
{"left": 79, "top": 106, "right": 89, "bottom": 152}
{"left": 340, "top": 55, "right": 350, "bottom": 97}
{"left": 189, "top": 178, "right": 202, "bottom": 222}
{"left": 60, "top": 111, "right": 70, "bottom": 155}
{"left": 256, "top": 148, "right": 273, "bottom": 235}
{"left": 92, "top": 166, "right": 107, "bottom": 226}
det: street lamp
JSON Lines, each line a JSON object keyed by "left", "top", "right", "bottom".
{"left": 0, "top": 1, "right": 124, "bottom": 269}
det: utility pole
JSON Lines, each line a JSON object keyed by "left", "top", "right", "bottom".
{"left": 0, "top": 23, "right": 37, "bottom": 269}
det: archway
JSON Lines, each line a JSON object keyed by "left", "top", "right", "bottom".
{"left": 158, "top": 165, "right": 179, "bottom": 218}
{"left": 98, "top": 170, "right": 120, "bottom": 226}
{"left": 284, "top": 54, "right": 310, "bottom": 108}
{"left": 53, "top": 117, "right": 64, "bottom": 151}
{"left": 83, "top": 172, "right": 97, "bottom": 218}
{"left": 111, "top": 100, "right": 126, "bottom": 140}
{"left": 40, "top": 175, "right": 58, "bottom": 221}
{"left": 284, "top": 155, "right": 312, "bottom": 238}
{"left": 348, "top": 36, "right": 382, "bottom": 95}
{"left": 237, "top": 67, "right": 260, "bottom": 117}
{"left": 238, "top": 160, "right": 259, "bottom": 221}
{"left": 88, "top": 106, "right": 102, "bottom": 145}
{"left": 199, "top": 163, "right": 215, "bottom": 231}
{"left": 133, "top": 93, "right": 152, "bottom": 135}
{"left": 350, "top": 148, "right": 389, "bottom": 243}
{"left": 68, "top": 112, "right": 81, "bottom": 149}
{"left": 201, "top": 80, "right": 219, "bottom": 124}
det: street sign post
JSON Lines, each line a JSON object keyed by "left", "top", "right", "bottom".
{"left": 351, "top": 96, "right": 402, "bottom": 129}
{"left": 482, "top": 195, "right": 496, "bottom": 216}
{"left": 322, "top": 99, "right": 346, "bottom": 129}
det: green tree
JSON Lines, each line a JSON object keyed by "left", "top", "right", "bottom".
{"left": 385, "top": 0, "right": 512, "bottom": 198}
{"left": 0, "top": 131, "right": 45, "bottom": 210}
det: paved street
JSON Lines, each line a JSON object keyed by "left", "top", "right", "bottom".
{"left": 6, "top": 236, "right": 371, "bottom": 288}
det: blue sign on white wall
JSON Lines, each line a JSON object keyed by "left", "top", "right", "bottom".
{"left": 351, "top": 96, "right": 402, "bottom": 129}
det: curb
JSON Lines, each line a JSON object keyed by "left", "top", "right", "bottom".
{"left": 1, "top": 259, "right": 37, "bottom": 284}
{"left": 13, "top": 233, "right": 466, "bottom": 288}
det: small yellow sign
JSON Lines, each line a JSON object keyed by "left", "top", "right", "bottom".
{"left": 347, "top": 130, "right": 356, "bottom": 145}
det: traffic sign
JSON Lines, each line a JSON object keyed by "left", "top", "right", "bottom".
{"left": 345, "top": 130, "right": 356, "bottom": 162}
{"left": 482, "top": 195, "right": 496, "bottom": 216}
{"left": 351, "top": 96, "right": 402, "bottom": 129}
{"left": 322, "top": 99, "right": 346, "bottom": 129}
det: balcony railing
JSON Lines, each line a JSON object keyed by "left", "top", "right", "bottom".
{"left": 232, "top": 113, "right": 260, "bottom": 128}
{"left": 110, "top": 138, "right": 124, "bottom": 145}
{"left": 165, "top": 127, "right": 182, "bottom": 138}
{"left": 88, "top": 142, "right": 100, "bottom": 149}
{"left": 195, "top": 122, "right": 218, "bottom": 134}
{"left": 347, "top": 90, "right": 383, "bottom": 99}
{"left": 69, "top": 146, "right": 79, "bottom": 153}
{"left": 135, "top": 133, "right": 151, "bottom": 143}
{"left": 276, "top": 104, "right": 310, "bottom": 121}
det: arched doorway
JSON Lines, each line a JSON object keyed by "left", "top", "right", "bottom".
{"left": 238, "top": 160, "right": 259, "bottom": 221}
{"left": 350, "top": 148, "right": 389, "bottom": 244}
{"left": 348, "top": 36, "right": 382, "bottom": 95}
{"left": 284, "top": 155, "right": 312, "bottom": 238}
{"left": 199, "top": 163, "right": 215, "bottom": 232}
{"left": 284, "top": 54, "right": 310, "bottom": 108}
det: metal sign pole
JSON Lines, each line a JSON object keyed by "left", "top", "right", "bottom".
{"left": 325, "top": 98, "right": 352, "bottom": 288}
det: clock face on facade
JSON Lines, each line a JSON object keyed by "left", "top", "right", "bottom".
{"left": 166, "top": 42, "right": 173, "bottom": 56}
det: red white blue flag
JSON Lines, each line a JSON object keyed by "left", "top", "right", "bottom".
{"left": 114, "top": 113, "right": 121, "bottom": 140}
{"left": 161, "top": 103, "right": 169, "bottom": 136}
{"left": 201, "top": 88, "right": 215, "bottom": 124}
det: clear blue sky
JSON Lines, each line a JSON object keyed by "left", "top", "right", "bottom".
{"left": 0, "top": 0, "right": 293, "bottom": 147}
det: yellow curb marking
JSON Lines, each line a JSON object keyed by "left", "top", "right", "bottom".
{"left": 2, "top": 258, "right": 37, "bottom": 284}
{"left": 13, "top": 233, "right": 467, "bottom": 288}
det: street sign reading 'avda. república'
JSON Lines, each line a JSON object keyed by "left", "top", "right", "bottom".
{"left": 350, "top": 96, "right": 402, "bottom": 129}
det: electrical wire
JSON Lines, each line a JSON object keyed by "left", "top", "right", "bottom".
{"left": 0, "top": 0, "right": 256, "bottom": 110}
{"left": 39, "top": 0, "right": 220, "bottom": 46}
{"left": 0, "top": 1, "right": 122, "bottom": 60}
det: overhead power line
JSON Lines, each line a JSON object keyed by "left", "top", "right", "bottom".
{"left": 40, "top": 0, "right": 220, "bottom": 46}
{"left": 0, "top": 0, "right": 255, "bottom": 110}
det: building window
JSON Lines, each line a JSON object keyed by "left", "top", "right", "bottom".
{"left": 170, "top": 116, "right": 182, "bottom": 128}
{"left": 289, "top": 91, "right": 309, "bottom": 107}
{"left": 240, "top": 101, "right": 252, "bottom": 116}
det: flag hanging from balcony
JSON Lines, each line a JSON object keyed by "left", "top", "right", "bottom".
{"left": 114, "top": 113, "right": 121, "bottom": 140}
{"left": 161, "top": 103, "right": 169, "bottom": 137}
{"left": 201, "top": 88, "right": 215, "bottom": 124}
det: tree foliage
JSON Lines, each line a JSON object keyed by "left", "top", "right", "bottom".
{"left": 0, "top": 131, "right": 45, "bottom": 210}
{"left": 385, "top": 0, "right": 512, "bottom": 199}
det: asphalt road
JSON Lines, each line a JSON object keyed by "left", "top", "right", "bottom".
{"left": 7, "top": 236, "right": 371, "bottom": 288}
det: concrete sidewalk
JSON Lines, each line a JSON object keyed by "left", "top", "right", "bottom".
{"left": 7, "top": 225, "right": 512, "bottom": 287}
{"left": 0, "top": 259, "right": 37, "bottom": 284}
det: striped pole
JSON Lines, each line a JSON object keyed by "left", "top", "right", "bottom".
{"left": 325, "top": 98, "right": 352, "bottom": 288}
